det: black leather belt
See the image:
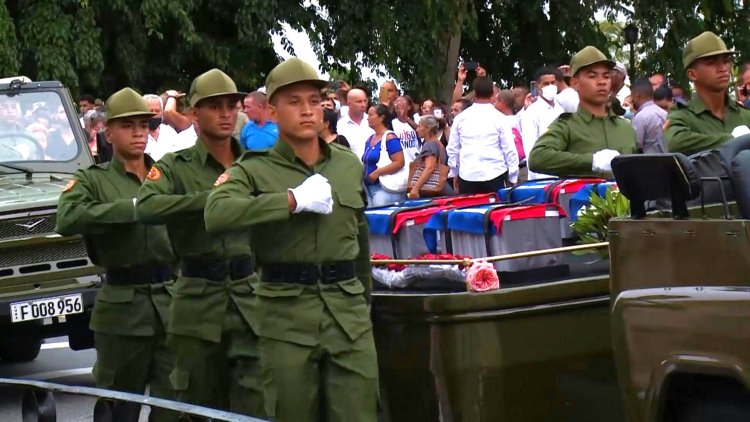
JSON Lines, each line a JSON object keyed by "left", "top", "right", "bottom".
{"left": 261, "top": 261, "right": 356, "bottom": 285}
{"left": 180, "top": 257, "right": 254, "bottom": 282}
{"left": 106, "top": 265, "right": 173, "bottom": 286}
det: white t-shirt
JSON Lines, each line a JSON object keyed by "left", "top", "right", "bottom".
{"left": 391, "top": 118, "right": 420, "bottom": 163}
{"left": 337, "top": 113, "right": 374, "bottom": 160}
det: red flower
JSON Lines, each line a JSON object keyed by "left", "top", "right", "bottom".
{"left": 466, "top": 260, "right": 500, "bottom": 292}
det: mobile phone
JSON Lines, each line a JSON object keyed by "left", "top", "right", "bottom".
{"left": 433, "top": 109, "right": 444, "bottom": 118}
{"left": 530, "top": 81, "right": 538, "bottom": 99}
{"left": 463, "top": 62, "right": 478, "bottom": 71}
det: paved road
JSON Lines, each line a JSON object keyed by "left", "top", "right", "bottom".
{"left": 0, "top": 338, "right": 104, "bottom": 421}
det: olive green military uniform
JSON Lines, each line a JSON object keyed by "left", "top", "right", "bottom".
{"left": 56, "top": 88, "right": 177, "bottom": 421}
{"left": 528, "top": 46, "right": 637, "bottom": 178}
{"left": 665, "top": 31, "right": 750, "bottom": 155}
{"left": 135, "top": 69, "right": 265, "bottom": 418}
{"left": 529, "top": 108, "right": 637, "bottom": 177}
{"left": 204, "top": 58, "right": 378, "bottom": 422}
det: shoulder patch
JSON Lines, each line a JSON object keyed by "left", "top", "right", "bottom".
{"left": 213, "top": 172, "right": 230, "bottom": 187}
{"left": 146, "top": 166, "right": 162, "bottom": 181}
{"left": 62, "top": 179, "right": 76, "bottom": 192}
{"left": 558, "top": 112, "right": 573, "bottom": 120}
{"left": 238, "top": 150, "right": 269, "bottom": 161}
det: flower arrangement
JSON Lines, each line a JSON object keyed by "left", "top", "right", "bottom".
{"left": 465, "top": 260, "right": 500, "bottom": 292}
{"left": 370, "top": 253, "right": 472, "bottom": 289}
{"left": 571, "top": 186, "right": 629, "bottom": 259}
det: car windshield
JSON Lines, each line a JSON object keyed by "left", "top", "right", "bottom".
{"left": 0, "top": 91, "right": 80, "bottom": 163}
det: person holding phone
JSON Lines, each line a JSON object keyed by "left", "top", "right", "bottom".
{"left": 452, "top": 62, "right": 488, "bottom": 103}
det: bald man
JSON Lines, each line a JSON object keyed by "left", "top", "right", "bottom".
{"left": 337, "top": 88, "right": 374, "bottom": 159}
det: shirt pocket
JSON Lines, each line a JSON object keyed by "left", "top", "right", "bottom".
{"left": 333, "top": 191, "right": 364, "bottom": 239}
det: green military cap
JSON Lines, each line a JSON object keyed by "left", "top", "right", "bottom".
{"left": 570, "top": 46, "right": 615, "bottom": 76}
{"left": 105, "top": 88, "right": 155, "bottom": 122}
{"left": 682, "top": 31, "right": 735, "bottom": 69}
{"left": 189, "top": 68, "right": 246, "bottom": 107}
{"left": 265, "top": 57, "right": 328, "bottom": 99}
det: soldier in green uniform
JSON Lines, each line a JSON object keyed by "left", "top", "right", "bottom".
{"left": 135, "top": 69, "right": 266, "bottom": 417}
{"left": 529, "top": 46, "right": 637, "bottom": 177}
{"left": 204, "top": 57, "right": 377, "bottom": 421}
{"left": 665, "top": 31, "right": 750, "bottom": 155}
{"left": 56, "top": 88, "right": 177, "bottom": 421}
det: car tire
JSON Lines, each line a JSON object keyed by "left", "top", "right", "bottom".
{"left": 0, "top": 335, "right": 42, "bottom": 363}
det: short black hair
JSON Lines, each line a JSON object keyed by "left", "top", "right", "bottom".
{"left": 654, "top": 86, "right": 674, "bottom": 101}
{"left": 534, "top": 67, "right": 561, "bottom": 83}
{"left": 631, "top": 79, "right": 654, "bottom": 98}
{"left": 323, "top": 108, "right": 338, "bottom": 133}
{"left": 79, "top": 94, "right": 95, "bottom": 104}
{"left": 473, "top": 77, "right": 494, "bottom": 99}
{"left": 373, "top": 103, "right": 394, "bottom": 130}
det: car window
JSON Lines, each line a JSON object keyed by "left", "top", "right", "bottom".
{"left": 0, "top": 91, "right": 79, "bottom": 163}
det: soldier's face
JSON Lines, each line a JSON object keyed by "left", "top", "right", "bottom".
{"left": 106, "top": 116, "right": 149, "bottom": 158}
{"left": 268, "top": 83, "right": 323, "bottom": 143}
{"left": 192, "top": 96, "right": 239, "bottom": 141}
{"left": 572, "top": 64, "right": 612, "bottom": 106}
{"left": 688, "top": 54, "right": 732, "bottom": 92}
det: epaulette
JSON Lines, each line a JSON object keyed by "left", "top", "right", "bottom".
{"left": 237, "top": 149, "right": 270, "bottom": 161}
{"left": 90, "top": 161, "right": 110, "bottom": 170}
{"left": 557, "top": 112, "right": 573, "bottom": 120}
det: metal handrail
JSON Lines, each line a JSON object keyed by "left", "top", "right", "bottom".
{"left": 0, "top": 377, "right": 265, "bottom": 421}
{"left": 370, "top": 242, "right": 609, "bottom": 266}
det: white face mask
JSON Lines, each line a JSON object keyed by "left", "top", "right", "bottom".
{"left": 541, "top": 84, "right": 558, "bottom": 101}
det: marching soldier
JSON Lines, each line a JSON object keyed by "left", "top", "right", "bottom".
{"left": 135, "top": 69, "right": 265, "bottom": 417}
{"left": 56, "top": 88, "right": 177, "bottom": 421}
{"left": 665, "top": 31, "right": 750, "bottom": 155}
{"left": 529, "top": 46, "right": 637, "bottom": 177}
{"left": 204, "top": 58, "right": 378, "bottom": 421}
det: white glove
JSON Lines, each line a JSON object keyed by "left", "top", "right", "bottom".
{"left": 732, "top": 125, "right": 750, "bottom": 138}
{"left": 592, "top": 149, "right": 620, "bottom": 173}
{"left": 289, "top": 174, "right": 333, "bottom": 214}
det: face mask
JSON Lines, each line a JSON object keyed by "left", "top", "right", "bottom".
{"left": 148, "top": 117, "right": 162, "bottom": 131}
{"left": 623, "top": 110, "right": 634, "bottom": 120}
{"left": 541, "top": 84, "right": 557, "bottom": 101}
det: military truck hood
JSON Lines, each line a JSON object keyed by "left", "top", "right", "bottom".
{"left": 0, "top": 174, "right": 71, "bottom": 211}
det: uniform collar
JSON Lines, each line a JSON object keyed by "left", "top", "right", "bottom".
{"left": 273, "top": 137, "right": 332, "bottom": 165}
{"left": 688, "top": 94, "right": 738, "bottom": 115}
{"left": 108, "top": 153, "right": 155, "bottom": 175}
{"left": 195, "top": 137, "right": 243, "bottom": 165}
{"left": 576, "top": 106, "right": 617, "bottom": 122}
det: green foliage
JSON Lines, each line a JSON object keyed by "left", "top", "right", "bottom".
{"left": 0, "top": 3, "right": 19, "bottom": 76}
{"left": 3, "top": 0, "right": 750, "bottom": 102}
{"left": 571, "top": 186, "right": 630, "bottom": 258}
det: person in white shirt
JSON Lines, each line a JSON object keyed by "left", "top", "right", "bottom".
{"left": 392, "top": 96, "right": 420, "bottom": 163}
{"left": 555, "top": 64, "right": 579, "bottom": 113}
{"left": 521, "top": 67, "right": 564, "bottom": 180}
{"left": 447, "top": 77, "right": 519, "bottom": 194}
{"left": 337, "top": 88, "right": 374, "bottom": 159}
{"left": 142, "top": 94, "right": 180, "bottom": 161}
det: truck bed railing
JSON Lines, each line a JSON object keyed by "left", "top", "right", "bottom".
{"left": 0, "top": 377, "right": 265, "bottom": 422}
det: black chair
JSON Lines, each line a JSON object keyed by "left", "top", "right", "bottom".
{"left": 611, "top": 154, "right": 701, "bottom": 219}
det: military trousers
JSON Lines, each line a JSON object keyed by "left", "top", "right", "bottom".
{"left": 258, "top": 302, "right": 379, "bottom": 422}
{"left": 167, "top": 275, "right": 265, "bottom": 418}
{"left": 91, "top": 283, "right": 177, "bottom": 422}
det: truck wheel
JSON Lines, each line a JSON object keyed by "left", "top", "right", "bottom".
{"left": 0, "top": 335, "right": 42, "bottom": 363}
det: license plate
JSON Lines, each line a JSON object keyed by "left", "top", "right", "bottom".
{"left": 10, "top": 294, "right": 83, "bottom": 323}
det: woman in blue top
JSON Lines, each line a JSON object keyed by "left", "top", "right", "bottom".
{"left": 362, "top": 104, "right": 406, "bottom": 206}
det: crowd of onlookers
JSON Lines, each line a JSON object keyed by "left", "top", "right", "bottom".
{"left": 11, "top": 58, "right": 750, "bottom": 207}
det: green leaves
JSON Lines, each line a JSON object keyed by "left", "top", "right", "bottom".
{"left": 0, "top": 3, "right": 20, "bottom": 76}
{"left": 571, "top": 186, "right": 630, "bottom": 259}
